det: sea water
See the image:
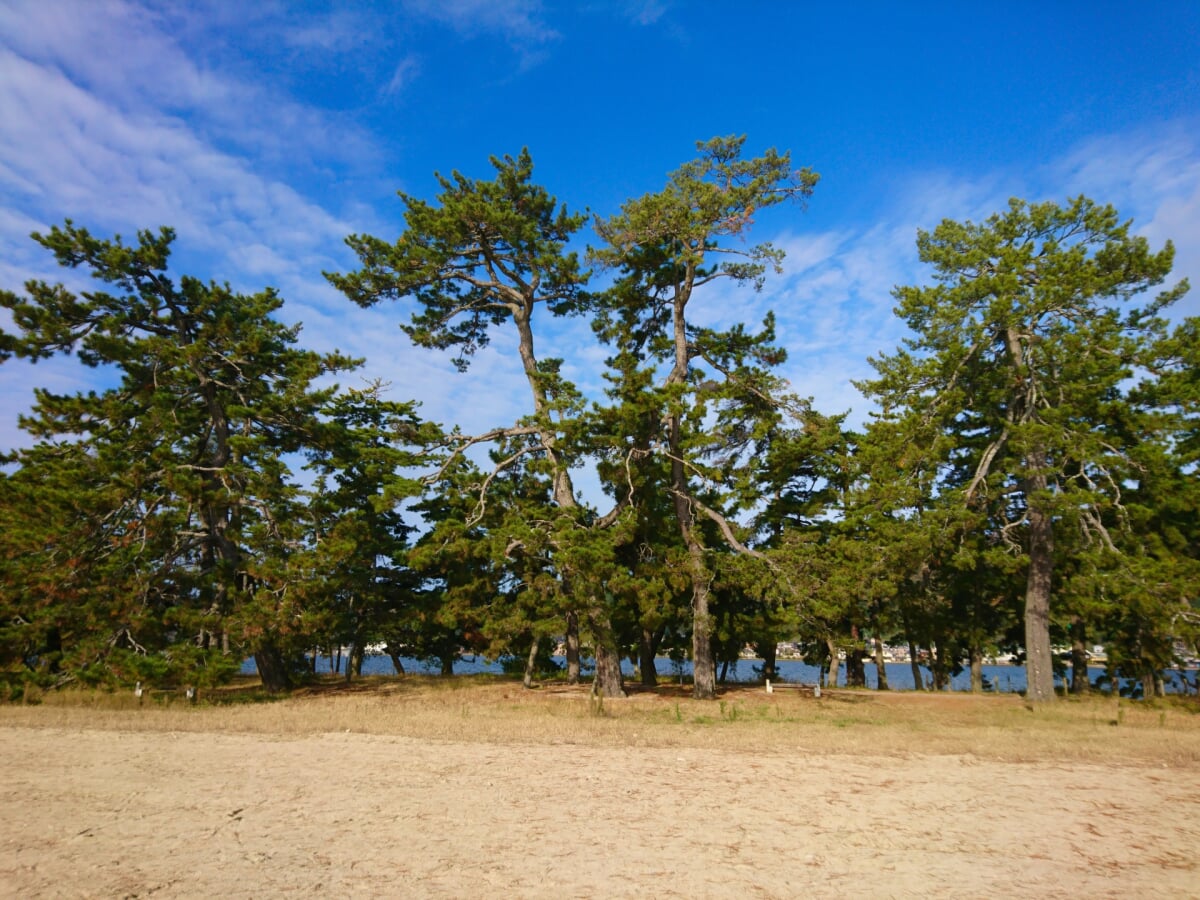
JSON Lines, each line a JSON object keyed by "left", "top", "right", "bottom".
{"left": 241, "top": 655, "right": 1198, "bottom": 695}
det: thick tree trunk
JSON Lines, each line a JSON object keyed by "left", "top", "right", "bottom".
{"left": 758, "top": 640, "right": 778, "bottom": 683}
{"left": 690, "top": 564, "right": 717, "bottom": 699}
{"left": 873, "top": 636, "right": 889, "bottom": 691}
{"left": 970, "top": 644, "right": 983, "bottom": 693}
{"left": 825, "top": 638, "right": 839, "bottom": 688}
{"left": 845, "top": 649, "right": 866, "bottom": 688}
{"left": 588, "top": 607, "right": 626, "bottom": 698}
{"left": 255, "top": 644, "right": 292, "bottom": 693}
{"left": 931, "top": 643, "right": 950, "bottom": 691}
{"left": 523, "top": 635, "right": 539, "bottom": 689}
{"left": 639, "top": 628, "right": 658, "bottom": 687}
{"left": 1024, "top": 483, "right": 1057, "bottom": 703}
{"left": 440, "top": 652, "right": 454, "bottom": 677}
{"left": 565, "top": 611, "right": 581, "bottom": 685}
{"left": 349, "top": 643, "right": 364, "bottom": 680}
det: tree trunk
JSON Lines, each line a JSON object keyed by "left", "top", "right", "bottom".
{"left": 639, "top": 628, "right": 658, "bottom": 687}
{"left": 902, "top": 608, "right": 924, "bottom": 691}
{"left": 386, "top": 645, "right": 406, "bottom": 675}
{"left": 931, "top": 642, "right": 950, "bottom": 690}
{"left": 255, "top": 643, "right": 292, "bottom": 693}
{"left": 970, "top": 643, "right": 983, "bottom": 693}
{"left": 349, "top": 643, "right": 364, "bottom": 680}
{"left": 845, "top": 649, "right": 866, "bottom": 688}
{"left": 825, "top": 638, "right": 839, "bottom": 688}
{"left": 565, "top": 610, "right": 581, "bottom": 685}
{"left": 1070, "top": 616, "right": 1090, "bottom": 696}
{"left": 589, "top": 607, "right": 626, "bottom": 698}
{"left": 873, "top": 636, "right": 889, "bottom": 691}
{"left": 1024, "top": 478, "right": 1057, "bottom": 703}
{"left": 758, "top": 640, "right": 778, "bottom": 683}
{"left": 691, "top": 568, "right": 716, "bottom": 698}
{"left": 522, "top": 635, "right": 539, "bottom": 689}
{"left": 440, "top": 652, "right": 454, "bottom": 676}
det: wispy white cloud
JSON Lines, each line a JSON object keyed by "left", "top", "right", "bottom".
{"left": 403, "top": 0, "right": 558, "bottom": 44}
{"left": 1046, "top": 123, "right": 1200, "bottom": 318}
{"left": 384, "top": 55, "right": 422, "bottom": 96}
{"left": 0, "top": 0, "right": 376, "bottom": 171}
{"left": 1, "top": 0, "right": 1196, "bottom": 471}
{"left": 282, "top": 10, "right": 371, "bottom": 52}
{"left": 623, "top": 0, "right": 671, "bottom": 26}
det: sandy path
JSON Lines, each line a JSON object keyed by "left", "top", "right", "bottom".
{"left": 1, "top": 726, "right": 1196, "bottom": 898}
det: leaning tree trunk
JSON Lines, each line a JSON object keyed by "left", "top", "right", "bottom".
{"left": 873, "top": 636, "right": 889, "bottom": 691}
{"left": 255, "top": 643, "right": 293, "bottom": 693}
{"left": 1070, "top": 616, "right": 1090, "bottom": 696}
{"left": 522, "top": 635, "right": 539, "bottom": 689}
{"left": 386, "top": 645, "right": 406, "bottom": 675}
{"left": 1023, "top": 472, "right": 1057, "bottom": 703}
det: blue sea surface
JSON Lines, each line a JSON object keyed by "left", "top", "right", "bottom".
{"left": 241, "top": 654, "right": 1198, "bottom": 695}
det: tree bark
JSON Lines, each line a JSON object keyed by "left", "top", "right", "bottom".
{"left": 386, "top": 645, "right": 406, "bottom": 675}
{"left": 639, "top": 628, "right": 659, "bottom": 687}
{"left": 1024, "top": 473, "right": 1057, "bottom": 703}
{"left": 846, "top": 648, "right": 866, "bottom": 688}
{"left": 689, "top": 558, "right": 717, "bottom": 699}
{"left": 758, "top": 640, "right": 778, "bottom": 683}
{"left": 970, "top": 644, "right": 983, "bottom": 693}
{"left": 522, "top": 635, "right": 539, "bottom": 689}
{"left": 1070, "top": 616, "right": 1090, "bottom": 695}
{"left": 931, "top": 642, "right": 950, "bottom": 691}
{"left": 873, "top": 636, "right": 889, "bottom": 691}
{"left": 589, "top": 607, "right": 626, "bottom": 698}
{"left": 254, "top": 643, "right": 292, "bottom": 693}
{"left": 565, "top": 610, "right": 581, "bottom": 685}
{"left": 825, "top": 638, "right": 839, "bottom": 688}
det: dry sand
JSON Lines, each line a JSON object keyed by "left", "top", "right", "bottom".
{"left": 1, "top": 687, "right": 1198, "bottom": 897}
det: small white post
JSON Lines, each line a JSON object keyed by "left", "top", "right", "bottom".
{"left": 765, "top": 679, "right": 773, "bottom": 694}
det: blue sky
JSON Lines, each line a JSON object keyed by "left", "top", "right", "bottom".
{"left": 2, "top": 0, "right": 1198, "bottom": 475}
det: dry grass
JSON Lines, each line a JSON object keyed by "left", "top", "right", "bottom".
{"left": 3, "top": 675, "right": 1198, "bottom": 767}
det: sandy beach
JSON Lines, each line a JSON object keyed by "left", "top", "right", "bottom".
{"left": 2, "top": 690, "right": 1197, "bottom": 898}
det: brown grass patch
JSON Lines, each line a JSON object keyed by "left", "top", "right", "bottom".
{"left": 3, "top": 675, "right": 1198, "bottom": 766}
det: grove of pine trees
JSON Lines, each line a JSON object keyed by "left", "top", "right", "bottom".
{"left": 2, "top": 138, "right": 1197, "bottom": 701}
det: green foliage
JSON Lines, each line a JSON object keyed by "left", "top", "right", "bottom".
{"left": 0, "top": 223, "right": 358, "bottom": 692}
{"left": 4, "top": 163, "right": 1196, "bottom": 707}
{"left": 858, "top": 196, "right": 1191, "bottom": 700}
